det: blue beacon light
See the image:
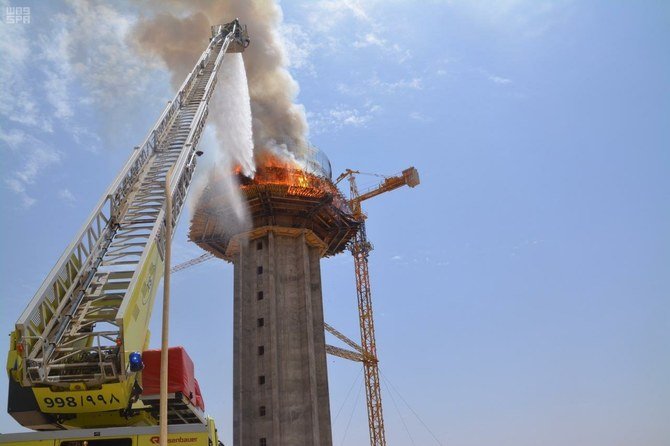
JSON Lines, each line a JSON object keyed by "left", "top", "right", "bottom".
{"left": 129, "top": 351, "right": 144, "bottom": 372}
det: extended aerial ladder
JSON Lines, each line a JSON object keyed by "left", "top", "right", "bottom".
{"left": 6, "top": 20, "right": 249, "bottom": 430}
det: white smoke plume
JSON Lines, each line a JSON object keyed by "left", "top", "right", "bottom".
{"left": 132, "top": 0, "right": 310, "bottom": 158}
{"left": 131, "top": 0, "right": 311, "bottom": 233}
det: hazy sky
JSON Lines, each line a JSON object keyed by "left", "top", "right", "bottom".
{"left": 1, "top": 1, "right": 669, "bottom": 445}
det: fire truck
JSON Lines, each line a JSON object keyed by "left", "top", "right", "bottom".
{"left": 1, "top": 19, "right": 250, "bottom": 446}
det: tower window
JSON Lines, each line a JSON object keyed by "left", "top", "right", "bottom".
{"left": 258, "top": 346, "right": 265, "bottom": 356}
{"left": 257, "top": 318, "right": 264, "bottom": 327}
{"left": 259, "top": 406, "right": 266, "bottom": 417}
{"left": 257, "top": 291, "right": 264, "bottom": 300}
{"left": 257, "top": 241, "right": 263, "bottom": 250}
{"left": 258, "top": 375, "right": 266, "bottom": 385}
{"left": 257, "top": 266, "right": 263, "bottom": 274}
{"left": 259, "top": 439, "right": 267, "bottom": 446}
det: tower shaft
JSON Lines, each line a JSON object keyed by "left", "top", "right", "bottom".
{"left": 232, "top": 229, "right": 332, "bottom": 446}
{"left": 190, "top": 162, "right": 360, "bottom": 445}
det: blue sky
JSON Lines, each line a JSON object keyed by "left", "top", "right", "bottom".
{"left": 1, "top": 1, "right": 669, "bottom": 444}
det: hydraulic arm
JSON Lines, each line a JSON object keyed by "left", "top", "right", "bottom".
{"left": 6, "top": 20, "right": 249, "bottom": 430}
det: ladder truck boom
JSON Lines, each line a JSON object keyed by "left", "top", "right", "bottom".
{"left": 6, "top": 19, "right": 249, "bottom": 430}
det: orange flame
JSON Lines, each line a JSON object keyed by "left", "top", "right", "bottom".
{"left": 233, "top": 153, "right": 316, "bottom": 191}
{"left": 230, "top": 153, "right": 350, "bottom": 211}
{"left": 264, "top": 154, "right": 308, "bottom": 187}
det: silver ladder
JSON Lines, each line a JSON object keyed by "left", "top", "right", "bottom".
{"left": 15, "top": 20, "right": 248, "bottom": 388}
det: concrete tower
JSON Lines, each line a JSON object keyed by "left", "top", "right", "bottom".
{"left": 189, "top": 152, "right": 360, "bottom": 446}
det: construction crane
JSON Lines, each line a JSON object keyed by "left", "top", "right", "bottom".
{"left": 332, "top": 167, "right": 420, "bottom": 446}
{"left": 6, "top": 20, "right": 249, "bottom": 431}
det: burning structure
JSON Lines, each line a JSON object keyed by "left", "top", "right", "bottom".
{"left": 189, "top": 147, "right": 360, "bottom": 445}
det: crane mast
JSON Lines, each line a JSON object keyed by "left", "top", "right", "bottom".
{"left": 349, "top": 178, "right": 387, "bottom": 446}
{"left": 6, "top": 20, "right": 249, "bottom": 430}
{"left": 337, "top": 167, "right": 419, "bottom": 446}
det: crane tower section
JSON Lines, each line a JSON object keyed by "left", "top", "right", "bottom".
{"left": 6, "top": 20, "right": 250, "bottom": 430}
{"left": 336, "top": 167, "right": 420, "bottom": 446}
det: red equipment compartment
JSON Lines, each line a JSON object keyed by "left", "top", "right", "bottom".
{"left": 142, "top": 346, "right": 205, "bottom": 411}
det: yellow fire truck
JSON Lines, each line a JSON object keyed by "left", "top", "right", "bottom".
{"left": 1, "top": 19, "right": 250, "bottom": 446}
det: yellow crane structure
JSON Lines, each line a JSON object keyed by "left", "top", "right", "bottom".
{"left": 334, "top": 167, "right": 420, "bottom": 446}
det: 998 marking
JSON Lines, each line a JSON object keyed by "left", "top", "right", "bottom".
{"left": 43, "top": 394, "right": 120, "bottom": 408}
{"left": 43, "top": 397, "right": 76, "bottom": 408}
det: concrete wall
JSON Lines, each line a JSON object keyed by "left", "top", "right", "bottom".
{"left": 232, "top": 230, "right": 332, "bottom": 446}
